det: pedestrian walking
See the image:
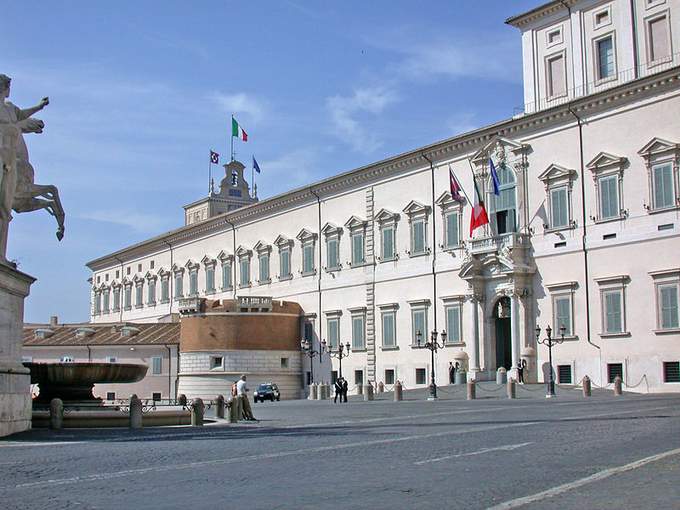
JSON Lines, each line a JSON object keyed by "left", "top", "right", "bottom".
{"left": 516, "top": 359, "right": 526, "bottom": 384}
{"left": 236, "top": 375, "right": 257, "bottom": 421}
{"left": 342, "top": 378, "right": 348, "bottom": 403}
{"left": 334, "top": 378, "right": 343, "bottom": 403}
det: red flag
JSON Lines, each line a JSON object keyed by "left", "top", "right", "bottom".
{"left": 449, "top": 166, "right": 464, "bottom": 203}
{"left": 469, "top": 178, "right": 489, "bottom": 236}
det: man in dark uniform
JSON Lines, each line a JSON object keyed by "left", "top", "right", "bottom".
{"left": 342, "top": 378, "right": 349, "bottom": 403}
{"left": 334, "top": 377, "right": 343, "bottom": 403}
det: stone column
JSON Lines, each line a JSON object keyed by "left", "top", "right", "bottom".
{"left": 510, "top": 293, "right": 520, "bottom": 380}
{"left": 468, "top": 296, "right": 481, "bottom": 379}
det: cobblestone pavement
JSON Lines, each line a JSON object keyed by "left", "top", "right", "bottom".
{"left": 1, "top": 385, "right": 679, "bottom": 510}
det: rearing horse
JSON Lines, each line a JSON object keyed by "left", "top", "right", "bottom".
{"left": 13, "top": 117, "right": 65, "bottom": 240}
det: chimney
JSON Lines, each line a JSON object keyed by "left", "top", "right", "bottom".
{"left": 49, "top": 316, "right": 58, "bottom": 327}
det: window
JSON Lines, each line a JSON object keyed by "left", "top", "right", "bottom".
{"left": 189, "top": 270, "right": 198, "bottom": 296}
{"left": 381, "top": 310, "right": 396, "bottom": 348}
{"left": 664, "top": 362, "right": 680, "bottom": 383}
{"left": 558, "top": 365, "right": 572, "bottom": 384}
{"left": 147, "top": 278, "right": 156, "bottom": 305}
{"left": 547, "top": 27, "right": 562, "bottom": 46}
{"left": 411, "top": 219, "right": 426, "bottom": 254}
{"left": 102, "top": 289, "right": 110, "bottom": 313}
{"left": 599, "top": 175, "right": 620, "bottom": 219}
{"left": 648, "top": 15, "right": 671, "bottom": 63}
{"left": 135, "top": 283, "right": 143, "bottom": 308}
{"left": 259, "top": 253, "right": 270, "bottom": 283}
{"left": 160, "top": 277, "right": 169, "bottom": 303}
{"left": 410, "top": 305, "right": 428, "bottom": 345}
{"left": 150, "top": 260, "right": 154, "bottom": 270}
{"left": 106, "top": 356, "right": 117, "bottom": 363}
{"left": 106, "top": 392, "right": 116, "bottom": 401}
{"left": 596, "top": 36, "right": 615, "bottom": 80}
{"left": 327, "top": 237, "right": 340, "bottom": 270}
{"left": 445, "top": 211, "right": 460, "bottom": 249}
{"left": 152, "top": 356, "right": 162, "bottom": 375}
{"left": 659, "top": 283, "right": 679, "bottom": 330}
{"left": 489, "top": 162, "right": 517, "bottom": 234}
{"left": 221, "top": 260, "right": 232, "bottom": 290}
{"left": 652, "top": 163, "right": 675, "bottom": 209}
{"left": 588, "top": 152, "right": 627, "bottom": 221}
{"left": 113, "top": 287, "right": 121, "bottom": 311}
{"left": 381, "top": 225, "right": 395, "bottom": 260}
{"left": 303, "top": 243, "right": 315, "bottom": 274}
{"left": 607, "top": 363, "right": 623, "bottom": 383}
{"left": 205, "top": 266, "right": 215, "bottom": 293}
{"left": 385, "top": 369, "right": 395, "bottom": 385}
{"left": 94, "top": 291, "right": 101, "bottom": 315}
{"left": 603, "top": 290, "right": 623, "bottom": 333}
{"left": 211, "top": 356, "right": 223, "bottom": 369}
{"left": 354, "top": 370, "right": 364, "bottom": 386}
{"left": 403, "top": 201, "right": 430, "bottom": 256}
{"left": 415, "top": 368, "right": 427, "bottom": 385}
{"left": 326, "top": 316, "right": 340, "bottom": 349}
{"left": 445, "top": 304, "right": 462, "bottom": 344}
{"left": 281, "top": 357, "right": 289, "bottom": 369}
{"left": 594, "top": 10, "right": 610, "bottom": 27}
{"left": 174, "top": 272, "right": 183, "bottom": 299}
{"left": 547, "top": 53, "right": 566, "bottom": 97}
{"left": 554, "top": 295, "right": 573, "bottom": 336}
{"left": 239, "top": 258, "right": 250, "bottom": 287}
{"left": 539, "top": 164, "right": 577, "bottom": 230}
{"left": 152, "top": 392, "right": 162, "bottom": 402}
{"left": 280, "top": 248, "right": 291, "bottom": 279}
{"left": 303, "top": 321, "right": 314, "bottom": 342}
{"left": 351, "top": 232, "right": 365, "bottom": 265}
{"left": 351, "top": 312, "right": 366, "bottom": 350}
{"left": 137, "top": 263, "right": 142, "bottom": 273}
{"left": 124, "top": 285, "right": 132, "bottom": 310}
{"left": 550, "top": 186, "right": 569, "bottom": 228}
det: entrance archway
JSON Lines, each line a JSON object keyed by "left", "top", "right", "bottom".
{"left": 494, "top": 296, "right": 512, "bottom": 370}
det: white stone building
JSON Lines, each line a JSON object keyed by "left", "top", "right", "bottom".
{"left": 87, "top": 0, "right": 680, "bottom": 394}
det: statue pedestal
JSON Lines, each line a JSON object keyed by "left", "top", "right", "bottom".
{"left": 0, "top": 264, "right": 35, "bottom": 437}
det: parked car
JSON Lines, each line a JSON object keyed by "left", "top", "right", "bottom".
{"left": 253, "top": 383, "right": 280, "bottom": 403}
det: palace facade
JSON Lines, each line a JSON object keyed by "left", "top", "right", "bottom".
{"left": 86, "top": 0, "right": 680, "bottom": 394}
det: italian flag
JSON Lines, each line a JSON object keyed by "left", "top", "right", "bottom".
{"left": 469, "top": 177, "right": 489, "bottom": 236}
{"left": 231, "top": 117, "right": 248, "bottom": 142}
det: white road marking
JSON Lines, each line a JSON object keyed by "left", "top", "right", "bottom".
{"left": 486, "top": 446, "right": 680, "bottom": 510}
{"left": 414, "top": 442, "right": 534, "bottom": 465}
{"left": 0, "top": 441, "right": 84, "bottom": 448}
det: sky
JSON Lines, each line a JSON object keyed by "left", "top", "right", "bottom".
{"left": 4, "top": 0, "right": 537, "bottom": 323}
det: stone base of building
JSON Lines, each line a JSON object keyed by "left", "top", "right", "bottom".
{"left": 178, "top": 373, "right": 302, "bottom": 401}
{"left": 0, "top": 264, "right": 35, "bottom": 438}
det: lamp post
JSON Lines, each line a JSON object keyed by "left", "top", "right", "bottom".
{"left": 535, "top": 324, "right": 565, "bottom": 398}
{"left": 327, "top": 341, "right": 351, "bottom": 380}
{"left": 413, "top": 329, "right": 447, "bottom": 400}
{"left": 300, "top": 338, "right": 325, "bottom": 385}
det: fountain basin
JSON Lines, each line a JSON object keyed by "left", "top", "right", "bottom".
{"left": 25, "top": 362, "right": 148, "bottom": 403}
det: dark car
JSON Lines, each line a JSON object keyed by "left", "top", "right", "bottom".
{"left": 253, "top": 383, "right": 280, "bottom": 403}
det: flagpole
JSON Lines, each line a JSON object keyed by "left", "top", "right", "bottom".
{"left": 230, "top": 114, "right": 235, "bottom": 161}
{"left": 467, "top": 158, "right": 496, "bottom": 237}
{"left": 453, "top": 164, "right": 473, "bottom": 205}
{"left": 251, "top": 156, "right": 254, "bottom": 198}
{"left": 208, "top": 153, "right": 212, "bottom": 196}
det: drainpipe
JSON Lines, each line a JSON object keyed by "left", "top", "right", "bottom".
{"left": 559, "top": 0, "right": 578, "bottom": 97}
{"left": 568, "top": 105, "right": 602, "bottom": 385}
{"left": 86, "top": 345, "right": 92, "bottom": 362}
{"left": 421, "top": 152, "right": 438, "bottom": 332}
{"left": 165, "top": 344, "right": 172, "bottom": 399}
{"left": 114, "top": 255, "right": 124, "bottom": 323}
{"left": 224, "top": 218, "right": 237, "bottom": 299}
{"left": 162, "top": 240, "right": 174, "bottom": 316}
{"left": 629, "top": 0, "right": 639, "bottom": 78}
{"left": 309, "top": 188, "right": 323, "bottom": 380}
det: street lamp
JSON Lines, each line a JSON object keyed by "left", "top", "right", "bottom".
{"left": 326, "top": 341, "right": 351, "bottom": 380}
{"left": 413, "top": 329, "right": 447, "bottom": 400}
{"left": 536, "top": 324, "right": 565, "bottom": 398}
{"left": 300, "top": 338, "right": 325, "bottom": 384}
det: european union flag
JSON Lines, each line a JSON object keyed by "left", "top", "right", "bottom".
{"left": 489, "top": 158, "right": 501, "bottom": 196}
{"left": 253, "top": 156, "right": 261, "bottom": 174}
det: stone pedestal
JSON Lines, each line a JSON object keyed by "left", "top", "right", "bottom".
{"left": 0, "top": 264, "right": 35, "bottom": 437}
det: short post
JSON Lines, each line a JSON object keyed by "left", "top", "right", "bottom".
{"left": 394, "top": 381, "right": 403, "bottom": 402}
{"left": 496, "top": 367, "right": 507, "bottom": 385}
{"left": 363, "top": 384, "right": 374, "bottom": 401}
{"left": 228, "top": 397, "right": 239, "bottom": 423}
{"left": 582, "top": 375, "right": 592, "bottom": 397}
{"left": 467, "top": 380, "right": 476, "bottom": 400}
{"left": 318, "top": 383, "right": 327, "bottom": 400}
{"left": 378, "top": 381, "right": 384, "bottom": 393}
{"left": 507, "top": 378, "right": 516, "bottom": 399}
{"left": 215, "top": 395, "right": 225, "bottom": 419}
{"left": 309, "top": 383, "right": 318, "bottom": 400}
{"left": 129, "top": 394, "right": 143, "bottom": 429}
{"left": 235, "top": 395, "right": 243, "bottom": 419}
{"left": 178, "top": 394, "right": 187, "bottom": 407}
{"left": 191, "top": 397, "right": 204, "bottom": 426}
{"left": 455, "top": 370, "right": 466, "bottom": 386}
{"left": 357, "top": 384, "right": 364, "bottom": 396}
{"left": 49, "top": 398, "right": 64, "bottom": 430}
{"left": 614, "top": 375, "right": 623, "bottom": 396}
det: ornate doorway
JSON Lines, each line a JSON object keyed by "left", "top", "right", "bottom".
{"left": 494, "top": 296, "right": 512, "bottom": 370}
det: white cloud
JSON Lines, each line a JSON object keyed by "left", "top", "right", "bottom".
{"left": 77, "top": 209, "right": 173, "bottom": 234}
{"left": 445, "top": 112, "right": 480, "bottom": 137}
{"left": 211, "top": 92, "right": 266, "bottom": 124}
{"left": 256, "top": 148, "right": 326, "bottom": 197}
{"left": 326, "top": 86, "right": 399, "bottom": 153}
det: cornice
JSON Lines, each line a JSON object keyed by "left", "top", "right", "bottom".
{"left": 505, "top": 0, "right": 574, "bottom": 28}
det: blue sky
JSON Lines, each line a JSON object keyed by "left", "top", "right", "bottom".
{"left": 5, "top": 0, "right": 536, "bottom": 323}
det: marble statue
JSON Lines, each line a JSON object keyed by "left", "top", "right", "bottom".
{"left": 0, "top": 74, "right": 63, "bottom": 265}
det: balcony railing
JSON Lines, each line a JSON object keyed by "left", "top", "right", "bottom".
{"left": 468, "top": 232, "right": 531, "bottom": 256}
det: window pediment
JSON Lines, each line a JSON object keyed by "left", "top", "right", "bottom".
{"left": 157, "top": 267, "right": 170, "bottom": 278}
{"left": 471, "top": 137, "right": 529, "bottom": 165}
{"left": 586, "top": 152, "right": 627, "bottom": 174}
{"left": 253, "top": 240, "right": 272, "bottom": 254}
{"left": 171, "top": 263, "right": 184, "bottom": 274}
{"left": 538, "top": 164, "right": 577, "bottom": 185}
{"left": 235, "top": 245, "right": 252, "bottom": 258}
{"left": 375, "top": 208, "right": 400, "bottom": 224}
{"left": 273, "top": 235, "right": 294, "bottom": 248}
{"left": 637, "top": 137, "right": 680, "bottom": 160}
{"left": 321, "top": 222, "right": 342, "bottom": 237}
{"left": 185, "top": 259, "right": 199, "bottom": 270}
{"left": 144, "top": 271, "right": 157, "bottom": 281}
{"left": 132, "top": 274, "right": 145, "bottom": 284}
{"left": 217, "top": 250, "right": 233, "bottom": 262}
{"left": 436, "top": 191, "right": 466, "bottom": 210}
{"left": 344, "top": 216, "right": 367, "bottom": 231}
{"left": 201, "top": 255, "right": 217, "bottom": 267}
{"left": 403, "top": 200, "right": 431, "bottom": 217}
{"left": 296, "top": 228, "right": 318, "bottom": 242}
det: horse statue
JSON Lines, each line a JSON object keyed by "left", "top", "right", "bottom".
{"left": 13, "top": 117, "right": 65, "bottom": 240}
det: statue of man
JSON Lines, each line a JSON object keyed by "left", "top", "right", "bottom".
{"left": 0, "top": 74, "right": 49, "bottom": 263}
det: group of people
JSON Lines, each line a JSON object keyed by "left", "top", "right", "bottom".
{"left": 231, "top": 374, "right": 257, "bottom": 421}
{"left": 333, "top": 377, "right": 349, "bottom": 403}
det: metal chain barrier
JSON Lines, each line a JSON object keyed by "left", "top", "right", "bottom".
{"left": 516, "top": 383, "right": 551, "bottom": 392}
{"left": 475, "top": 383, "right": 505, "bottom": 393}
{"left": 623, "top": 374, "right": 649, "bottom": 393}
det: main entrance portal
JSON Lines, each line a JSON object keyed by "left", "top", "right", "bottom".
{"left": 494, "top": 297, "right": 512, "bottom": 370}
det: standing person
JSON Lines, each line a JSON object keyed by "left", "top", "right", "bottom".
{"left": 448, "top": 362, "right": 455, "bottom": 384}
{"left": 342, "top": 378, "right": 348, "bottom": 403}
{"left": 516, "top": 359, "right": 525, "bottom": 384}
{"left": 334, "top": 377, "right": 343, "bottom": 404}
{"left": 236, "top": 375, "right": 256, "bottom": 421}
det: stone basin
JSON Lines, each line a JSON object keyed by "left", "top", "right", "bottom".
{"left": 25, "top": 362, "right": 148, "bottom": 403}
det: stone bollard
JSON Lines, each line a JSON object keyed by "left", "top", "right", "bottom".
{"left": 178, "top": 394, "right": 187, "bottom": 407}
{"left": 357, "top": 384, "right": 364, "bottom": 396}
{"left": 363, "top": 384, "right": 374, "bottom": 401}
{"left": 318, "top": 383, "right": 327, "bottom": 400}
{"left": 467, "top": 380, "right": 476, "bottom": 400}
{"left": 49, "top": 398, "right": 64, "bottom": 430}
{"left": 378, "top": 382, "right": 384, "bottom": 393}
{"left": 394, "top": 381, "right": 403, "bottom": 401}
{"left": 129, "top": 394, "right": 143, "bottom": 429}
{"left": 614, "top": 375, "right": 623, "bottom": 396}
{"left": 507, "top": 378, "right": 516, "bottom": 399}
{"left": 582, "top": 376, "right": 592, "bottom": 397}
{"left": 215, "top": 395, "right": 225, "bottom": 419}
{"left": 228, "top": 397, "right": 240, "bottom": 423}
{"left": 455, "top": 370, "right": 466, "bottom": 385}
{"left": 191, "top": 398, "right": 205, "bottom": 426}
{"left": 496, "top": 367, "right": 507, "bottom": 385}
{"left": 309, "top": 383, "right": 318, "bottom": 400}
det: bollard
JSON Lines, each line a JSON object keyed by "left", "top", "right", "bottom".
{"left": 309, "top": 383, "right": 318, "bottom": 400}
{"left": 455, "top": 370, "right": 466, "bottom": 385}
{"left": 582, "top": 376, "right": 592, "bottom": 397}
{"left": 215, "top": 395, "right": 225, "bottom": 419}
{"left": 191, "top": 397, "right": 205, "bottom": 426}
{"left": 507, "top": 378, "right": 516, "bottom": 399}
{"left": 49, "top": 398, "right": 64, "bottom": 430}
{"left": 228, "top": 397, "right": 240, "bottom": 423}
{"left": 394, "top": 381, "right": 403, "bottom": 402}
{"left": 467, "top": 380, "right": 476, "bottom": 400}
{"left": 178, "top": 394, "right": 187, "bottom": 407}
{"left": 378, "top": 382, "right": 384, "bottom": 393}
{"left": 363, "top": 384, "right": 374, "bottom": 401}
{"left": 129, "top": 394, "right": 143, "bottom": 429}
{"left": 318, "top": 383, "right": 327, "bottom": 400}
{"left": 614, "top": 375, "right": 623, "bottom": 396}
{"left": 357, "top": 384, "right": 364, "bottom": 396}
{"left": 496, "top": 367, "right": 507, "bottom": 385}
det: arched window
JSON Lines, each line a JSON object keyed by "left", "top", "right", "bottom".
{"left": 489, "top": 164, "right": 517, "bottom": 234}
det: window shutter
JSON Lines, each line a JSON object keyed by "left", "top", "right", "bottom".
{"left": 649, "top": 16, "right": 670, "bottom": 62}
{"left": 661, "top": 285, "right": 679, "bottom": 329}
{"left": 446, "top": 213, "right": 459, "bottom": 247}
{"left": 382, "top": 227, "right": 394, "bottom": 259}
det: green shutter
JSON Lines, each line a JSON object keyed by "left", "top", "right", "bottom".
{"left": 661, "top": 285, "right": 679, "bottom": 329}
{"left": 382, "top": 227, "right": 394, "bottom": 259}
{"left": 446, "top": 213, "right": 459, "bottom": 247}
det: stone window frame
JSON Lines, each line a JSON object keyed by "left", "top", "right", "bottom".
{"left": 545, "top": 24, "right": 563, "bottom": 48}
{"left": 152, "top": 356, "right": 163, "bottom": 375}
{"left": 324, "top": 309, "right": 342, "bottom": 350}
{"left": 344, "top": 216, "right": 369, "bottom": 268}
{"left": 378, "top": 302, "right": 399, "bottom": 351}
{"left": 93, "top": 287, "right": 102, "bottom": 316}
{"left": 321, "top": 223, "right": 343, "bottom": 272}
{"left": 649, "top": 268, "right": 680, "bottom": 334}
{"left": 145, "top": 271, "right": 157, "bottom": 306}
{"left": 374, "top": 208, "right": 400, "bottom": 262}
{"left": 253, "top": 241, "right": 273, "bottom": 285}
{"left": 545, "top": 49, "right": 568, "bottom": 100}
{"left": 644, "top": 8, "right": 673, "bottom": 67}
{"left": 538, "top": 163, "right": 578, "bottom": 232}
{"left": 217, "top": 251, "right": 234, "bottom": 291}
{"left": 408, "top": 298, "right": 431, "bottom": 347}
{"left": 403, "top": 200, "right": 431, "bottom": 258}
{"left": 274, "top": 235, "right": 294, "bottom": 281}
{"left": 132, "top": 274, "right": 145, "bottom": 309}
{"left": 348, "top": 306, "right": 367, "bottom": 351}
{"left": 201, "top": 256, "right": 217, "bottom": 294}
{"left": 235, "top": 246, "right": 253, "bottom": 289}
{"left": 185, "top": 260, "right": 200, "bottom": 297}
{"left": 100, "top": 284, "right": 110, "bottom": 314}
{"left": 296, "top": 228, "right": 318, "bottom": 277}
{"left": 441, "top": 295, "right": 465, "bottom": 345}
{"left": 546, "top": 281, "right": 579, "bottom": 340}
{"left": 111, "top": 281, "right": 122, "bottom": 312}
{"left": 586, "top": 151, "right": 628, "bottom": 223}
{"left": 171, "top": 264, "right": 185, "bottom": 301}
{"left": 638, "top": 137, "right": 680, "bottom": 213}
{"left": 595, "top": 275, "right": 631, "bottom": 338}
{"left": 122, "top": 277, "right": 133, "bottom": 310}
{"left": 592, "top": 30, "right": 618, "bottom": 85}
{"left": 592, "top": 4, "right": 612, "bottom": 30}
{"left": 435, "top": 192, "right": 465, "bottom": 251}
